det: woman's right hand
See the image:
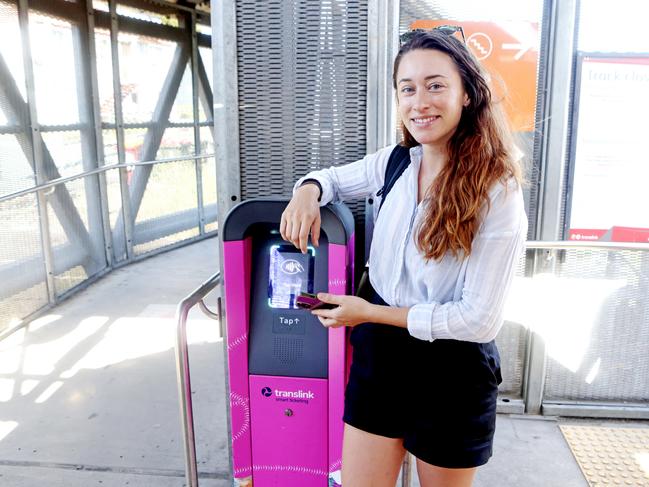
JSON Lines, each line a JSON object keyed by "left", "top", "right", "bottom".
{"left": 280, "top": 184, "right": 321, "bottom": 253}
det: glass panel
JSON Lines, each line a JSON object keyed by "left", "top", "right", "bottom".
{"left": 578, "top": 0, "right": 649, "bottom": 52}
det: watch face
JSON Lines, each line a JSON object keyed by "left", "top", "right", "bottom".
{"left": 268, "top": 244, "right": 314, "bottom": 309}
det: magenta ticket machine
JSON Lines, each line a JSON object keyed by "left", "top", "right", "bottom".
{"left": 222, "top": 199, "right": 355, "bottom": 487}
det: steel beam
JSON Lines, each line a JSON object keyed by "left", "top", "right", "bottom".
{"left": 189, "top": 12, "right": 205, "bottom": 235}
{"left": 82, "top": 0, "right": 114, "bottom": 266}
{"left": 197, "top": 52, "right": 214, "bottom": 122}
{"left": 108, "top": 0, "right": 135, "bottom": 260}
{"left": 72, "top": 0, "right": 110, "bottom": 269}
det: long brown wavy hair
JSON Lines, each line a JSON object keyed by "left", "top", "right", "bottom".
{"left": 393, "top": 30, "right": 522, "bottom": 261}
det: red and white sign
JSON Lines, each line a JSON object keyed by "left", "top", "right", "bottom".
{"left": 568, "top": 56, "right": 649, "bottom": 244}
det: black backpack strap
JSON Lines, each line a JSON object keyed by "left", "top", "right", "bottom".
{"left": 376, "top": 144, "right": 412, "bottom": 213}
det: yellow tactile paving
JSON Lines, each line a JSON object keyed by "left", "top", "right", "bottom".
{"left": 560, "top": 425, "right": 649, "bottom": 486}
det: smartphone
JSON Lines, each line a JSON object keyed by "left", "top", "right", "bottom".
{"left": 295, "top": 292, "right": 338, "bottom": 310}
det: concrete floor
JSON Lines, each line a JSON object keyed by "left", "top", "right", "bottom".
{"left": 0, "top": 236, "right": 634, "bottom": 486}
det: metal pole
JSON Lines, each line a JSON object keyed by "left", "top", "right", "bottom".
{"left": 190, "top": 11, "right": 206, "bottom": 235}
{"left": 109, "top": 0, "right": 135, "bottom": 261}
{"left": 175, "top": 303, "right": 199, "bottom": 487}
{"left": 174, "top": 271, "right": 221, "bottom": 487}
{"left": 83, "top": 0, "right": 114, "bottom": 267}
{"left": 524, "top": 0, "right": 579, "bottom": 415}
{"left": 17, "top": 0, "right": 57, "bottom": 303}
{"left": 72, "top": 0, "right": 110, "bottom": 270}
{"left": 212, "top": 1, "right": 240, "bottom": 482}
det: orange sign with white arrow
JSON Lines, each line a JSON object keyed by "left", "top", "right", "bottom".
{"left": 410, "top": 20, "right": 540, "bottom": 132}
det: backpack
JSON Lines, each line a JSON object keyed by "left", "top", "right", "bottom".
{"left": 376, "top": 144, "right": 412, "bottom": 213}
{"left": 355, "top": 144, "right": 412, "bottom": 299}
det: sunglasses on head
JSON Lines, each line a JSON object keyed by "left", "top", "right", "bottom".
{"left": 399, "top": 25, "right": 466, "bottom": 46}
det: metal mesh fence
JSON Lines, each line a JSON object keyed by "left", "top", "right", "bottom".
{"left": 0, "top": 134, "right": 34, "bottom": 198}
{"left": 40, "top": 131, "right": 84, "bottom": 179}
{"left": 133, "top": 159, "right": 200, "bottom": 256}
{"left": 117, "top": 33, "right": 178, "bottom": 125}
{"left": 543, "top": 249, "right": 649, "bottom": 403}
{"left": 0, "top": 1, "right": 32, "bottom": 198}
{"left": 0, "top": 193, "right": 48, "bottom": 331}
{"left": 496, "top": 252, "right": 529, "bottom": 396}
{"left": 29, "top": 10, "right": 80, "bottom": 127}
{"left": 46, "top": 175, "right": 106, "bottom": 296}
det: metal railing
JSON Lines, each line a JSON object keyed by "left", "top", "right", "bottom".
{"left": 175, "top": 271, "right": 221, "bottom": 487}
{"left": 0, "top": 154, "right": 215, "bottom": 205}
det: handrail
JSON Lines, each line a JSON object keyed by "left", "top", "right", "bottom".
{"left": 0, "top": 153, "right": 216, "bottom": 204}
{"left": 175, "top": 271, "right": 221, "bottom": 487}
{"left": 524, "top": 240, "right": 649, "bottom": 251}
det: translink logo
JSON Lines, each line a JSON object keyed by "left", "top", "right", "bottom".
{"left": 261, "top": 387, "right": 315, "bottom": 399}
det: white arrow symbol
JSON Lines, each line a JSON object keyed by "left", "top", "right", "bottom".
{"left": 502, "top": 42, "right": 532, "bottom": 60}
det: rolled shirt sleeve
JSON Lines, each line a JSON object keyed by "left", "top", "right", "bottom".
{"left": 292, "top": 145, "right": 396, "bottom": 206}
{"left": 406, "top": 180, "right": 528, "bottom": 343}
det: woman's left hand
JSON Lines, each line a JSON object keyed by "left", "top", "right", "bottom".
{"left": 311, "top": 293, "right": 373, "bottom": 328}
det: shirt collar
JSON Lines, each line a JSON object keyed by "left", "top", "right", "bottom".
{"left": 409, "top": 145, "right": 423, "bottom": 161}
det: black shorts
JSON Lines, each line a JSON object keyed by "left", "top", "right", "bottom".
{"left": 343, "top": 288, "right": 503, "bottom": 469}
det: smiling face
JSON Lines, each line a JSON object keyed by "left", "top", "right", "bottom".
{"left": 395, "top": 49, "right": 469, "bottom": 150}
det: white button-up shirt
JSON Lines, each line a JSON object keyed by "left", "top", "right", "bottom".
{"left": 294, "top": 144, "right": 528, "bottom": 343}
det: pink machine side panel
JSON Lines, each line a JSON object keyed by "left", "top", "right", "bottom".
{"left": 328, "top": 242, "right": 348, "bottom": 485}
{"left": 249, "top": 375, "right": 328, "bottom": 486}
{"left": 223, "top": 238, "right": 253, "bottom": 479}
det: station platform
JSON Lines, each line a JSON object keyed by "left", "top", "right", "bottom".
{"left": 1, "top": 237, "right": 644, "bottom": 486}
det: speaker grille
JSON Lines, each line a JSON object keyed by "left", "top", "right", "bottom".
{"left": 273, "top": 336, "right": 305, "bottom": 365}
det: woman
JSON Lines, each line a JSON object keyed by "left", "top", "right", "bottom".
{"left": 280, "top": 29, "right": 527, "bottom": 487}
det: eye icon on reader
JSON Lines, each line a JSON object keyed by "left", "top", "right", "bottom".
{"left": 281, "top": 260, "right": 304, "bottom": 275}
